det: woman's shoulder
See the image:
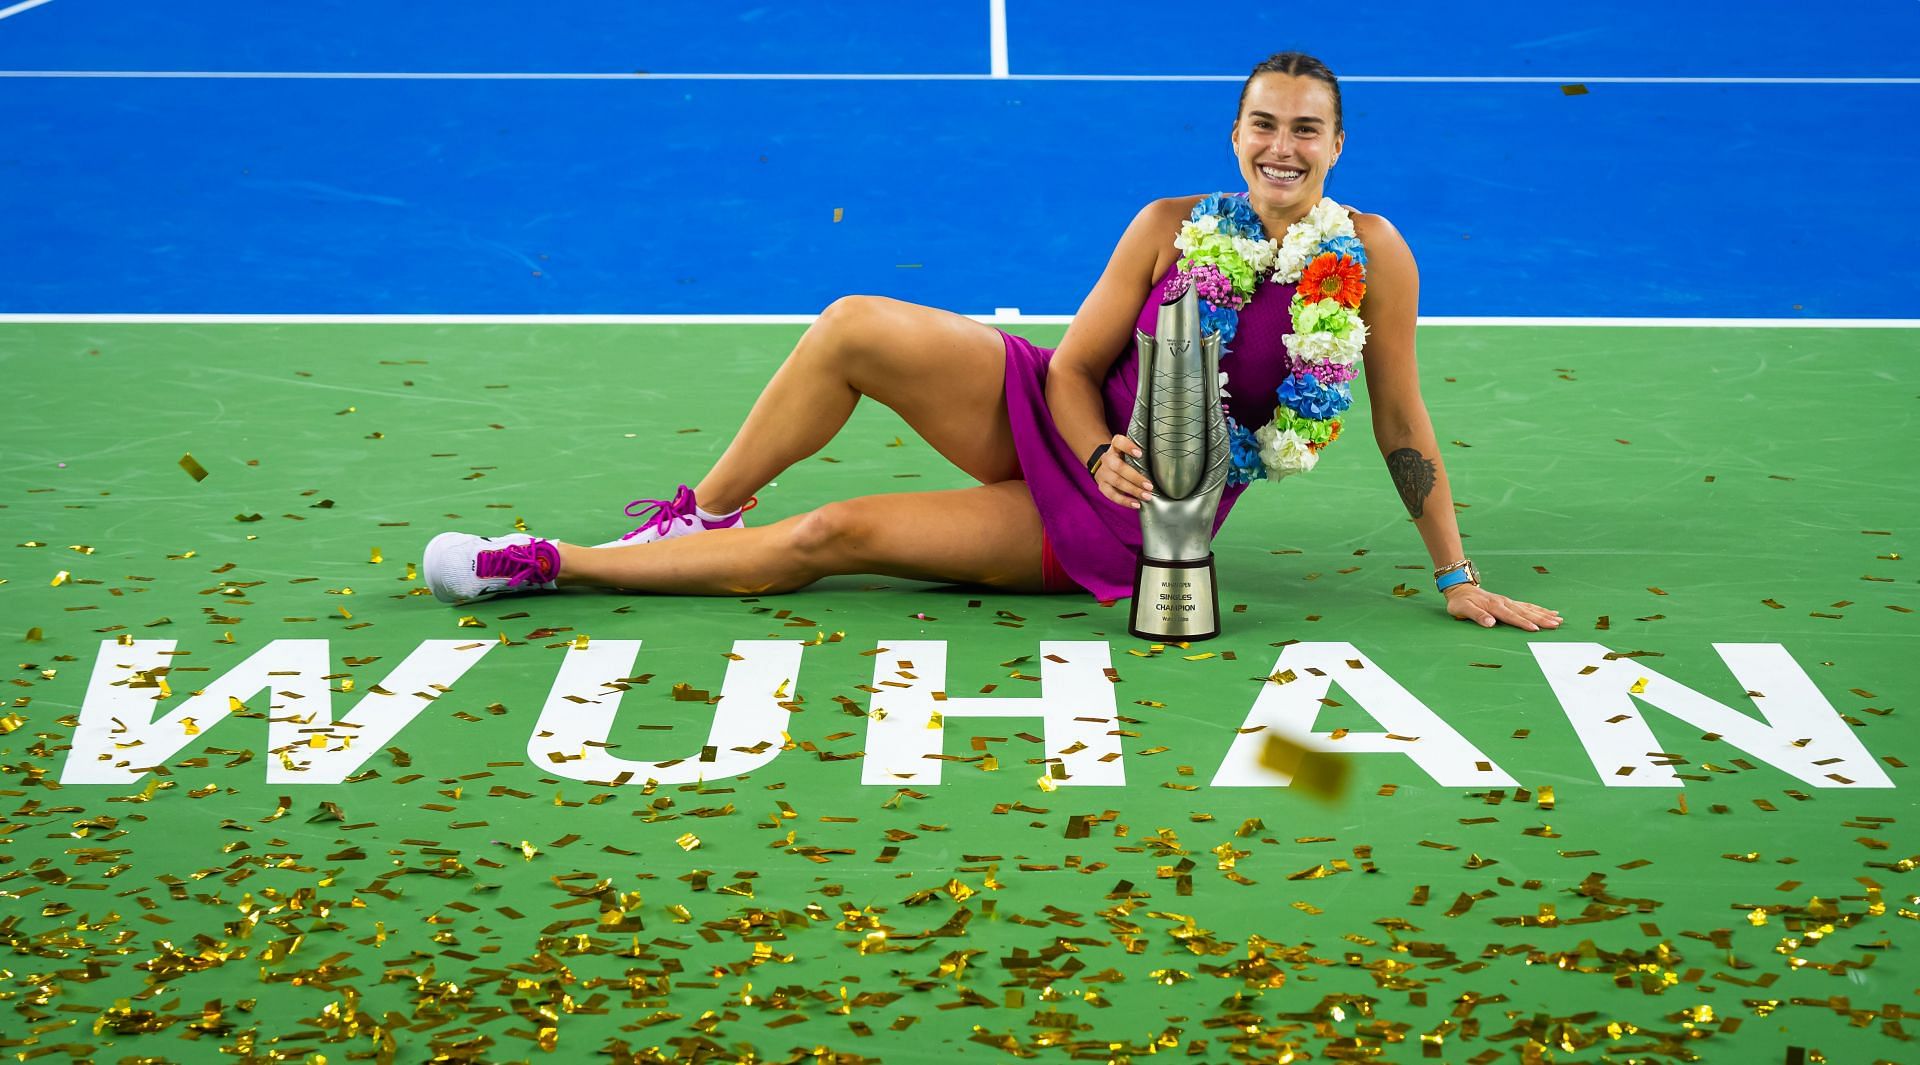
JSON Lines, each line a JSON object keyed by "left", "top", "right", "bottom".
{"left": 1132, "top": 195, "right": 1208, "bottom": 228}
{"left": 1347, "top": 207, "right": 1412, "bottom": 258}
{"left": 1151, "top": 194, "right": 1211, "bottom": 211}
{"left": 1135, "top": 196, "right": 1214, "bottom": 277}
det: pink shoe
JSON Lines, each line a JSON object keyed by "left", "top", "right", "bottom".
{"left": 597, "top": 485, "right": 751, "bottom": 548}
{"left": 424, "top": 533, "right": 561, "bottom": 604}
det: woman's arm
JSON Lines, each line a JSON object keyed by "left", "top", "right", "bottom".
{"left": 1355, "top": 213, "right": 1560, "bottom": 632}
{"left": 1045, "top": 197, "right": 1194, "bottom": 509}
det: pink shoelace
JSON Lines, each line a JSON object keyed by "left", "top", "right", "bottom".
{"left": 474, "top": 539, "right": 559, "bottom": 587}
{"left": 618, "top": 486, "right": 754, "bottom": 541}
{"left": 619, "top": 485, "right": 699, "bottom": 542}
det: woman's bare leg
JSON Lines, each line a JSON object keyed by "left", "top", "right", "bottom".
{"left": 558, "top": 481, "right": 1052, "bottom": 594}
{"left": 689, "top": 297, "right": 1021, "bottom": 514}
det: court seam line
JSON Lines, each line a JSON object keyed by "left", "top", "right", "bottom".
{"left": 0, "top": 0, "right": 56, "bottom": 20}
{"left": 1, "top": 70, "right": 1916, "bottom": 84}
{"left": 988, "top": 0, "right": 1008, "bottom": 78}
{"left": 2, "top": 314, "right": 1914, "bottom": 328}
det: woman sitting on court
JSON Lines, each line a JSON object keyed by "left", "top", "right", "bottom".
{"left": 423, "top": 51, "right": 1561, "bottom": 633}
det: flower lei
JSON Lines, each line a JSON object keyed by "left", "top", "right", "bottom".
{"left": 1167, "top": 193, "right": 1368, "bottom": 485}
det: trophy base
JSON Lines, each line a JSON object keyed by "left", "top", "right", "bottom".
{"left": 1128, "top": 554, "right": 1220, "bottom": 641}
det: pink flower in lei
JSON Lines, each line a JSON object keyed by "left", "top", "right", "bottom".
{"left": 1293, "top": 358, "right": 1359, "bottom": 384}
{"left": 1190, "top": 264, "right": 1246, "bottom": 310}
{"left": 1165, "top": 264, "right": 1249, "bottom": 311}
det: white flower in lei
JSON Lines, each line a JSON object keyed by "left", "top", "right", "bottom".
{"left": 1284, "top": 320, "right": 1368, "bottom": 367}
{"left": 1231, "top": 235, "right": 1276, "bottom": 276}
{"left": 1255, "top": 423, "right": 1320, "bottom": 476}
{"left": 1270, "top": 197, "right": 1357, "bottom": 285}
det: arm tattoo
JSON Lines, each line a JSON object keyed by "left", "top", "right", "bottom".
{"left": 1386, "top": 448, "right": 1437, "bottom": 519}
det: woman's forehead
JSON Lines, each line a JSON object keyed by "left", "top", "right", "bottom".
{"left": 1240, "top": 73, "right": 1337, "bottom": 119}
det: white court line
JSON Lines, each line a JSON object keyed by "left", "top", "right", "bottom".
{"left": 987, "top": 0, "right": 1008, "bottom": 79}
{"left": 0, "top": 314, "right": 1914, "bottom": 328}
{"left": 0, "top": 0, "right": 57, "bottom": 21}
{"left": 0, "top": 70, "right": 1916, "bottom": 84}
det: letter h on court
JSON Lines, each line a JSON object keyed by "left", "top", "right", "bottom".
{"left": 860, "top": 642, "right": 1125, "bottom": 786}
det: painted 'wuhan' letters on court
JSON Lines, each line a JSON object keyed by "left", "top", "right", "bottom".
{"left": 61, "top": 639, "right": 1893, "bottom": 791}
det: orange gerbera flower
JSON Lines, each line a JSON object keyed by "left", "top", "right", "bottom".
{"left": 1298, "top": 252, "right": 1366, "bottom": 308}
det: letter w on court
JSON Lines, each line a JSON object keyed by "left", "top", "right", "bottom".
{"left": 63, "top": 639, "right": 494, "bottom": 785}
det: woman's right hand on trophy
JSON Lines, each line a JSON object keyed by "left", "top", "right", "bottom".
{"left": 1095, "top": 434, "right": 1155, "bottom": 509}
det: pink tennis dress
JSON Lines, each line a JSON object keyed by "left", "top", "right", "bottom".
{"left": 1002, "top": 264, "right": 1301, "bottom": 600}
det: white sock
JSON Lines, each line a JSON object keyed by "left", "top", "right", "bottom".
{"left": 694, "top": 503, "right": 739, "bottom": 522}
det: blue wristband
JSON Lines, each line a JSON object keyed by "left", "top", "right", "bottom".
{"left": 1435, "top": 567, "right": 1474, "bottom": 593}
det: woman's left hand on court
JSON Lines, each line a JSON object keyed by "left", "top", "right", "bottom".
{"left": 1442, "top": 586, "right": 1562, "bottom": 631}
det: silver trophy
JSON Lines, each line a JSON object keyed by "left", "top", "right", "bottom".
{"left": 1126, "top": 286, "right": 1230, "bottom": 641}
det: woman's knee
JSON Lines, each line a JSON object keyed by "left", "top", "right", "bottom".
{"left": 815, "top": 295, "right": 890, "bottom": 348}
{"left": 787, "top": 501, "right": 870, "bottom": 568}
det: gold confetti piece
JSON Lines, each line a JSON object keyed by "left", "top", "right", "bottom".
{"left": 832, "top": 207, "right": 844, "bottom": 222}
{"left": 573, "top": 634, "right": 589, "bottom": 649}
{"left": 1257, "top": 734, "right": 1349, "bottom": 801}
{"left": 24, "top": 627, "right": 42, "bottom": 642}
{"left": 676, "top": 833, "right": 701, "bottom": 851}
{"left": 1182, "top": 652, "right": 1215, "bottom": 661}
{"left": 0, "top": 713, "right": 24, "bottom": 733}
{"left": 1629, "top": 677, "right": 1648, "bottom": 694}
{"left": 234, "top": 512, "right": 263, "bottom": 522}
{"left": 457, "top": 615, "right": 485, "bottom": 628}
{"left": 51, "top": 570, "right": 69, "bottom": 586}
{"left": 178, "top": 453, "right": 209, "bottom": 481}
{"left": 369, "top": 546, "right": 383, "bottom": 564}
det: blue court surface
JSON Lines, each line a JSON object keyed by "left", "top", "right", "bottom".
{"left": 2, "top": 0, "right": 1917, "bottom": 317}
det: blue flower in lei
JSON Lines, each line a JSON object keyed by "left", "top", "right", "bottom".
{"left": 1318, "top": 234, "right": 1367, "bottom": 267}
{"left": 1276, "top": 372, "right": 1353, "bottom": 421}
{"left": 1200, "top": 302, "right": 1239, "bottom": 347}
{"left": 1193, "top": 192, "right": 1266, "bottom": 240}
{"left": 1184, "top": 194, "right": 1267, "bottom": 363}
{"left": 1225, "top": 420, "right": 1265, "bottom": 487}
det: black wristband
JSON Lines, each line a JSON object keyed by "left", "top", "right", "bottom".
{"left": 1085, "top": 443, "right": 1112, "bottom": 474}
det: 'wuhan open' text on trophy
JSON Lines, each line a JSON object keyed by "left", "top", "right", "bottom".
{"left": 1125, "top": 286, "right": 1229, "bottom": 641}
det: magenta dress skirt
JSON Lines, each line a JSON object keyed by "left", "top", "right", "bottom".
{"left": 1001, "top": 265, "right": 1300, "bottom": 600}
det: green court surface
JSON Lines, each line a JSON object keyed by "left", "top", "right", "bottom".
{"left": 2, "top": 322, "right": 1915, "bottom": 1063}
